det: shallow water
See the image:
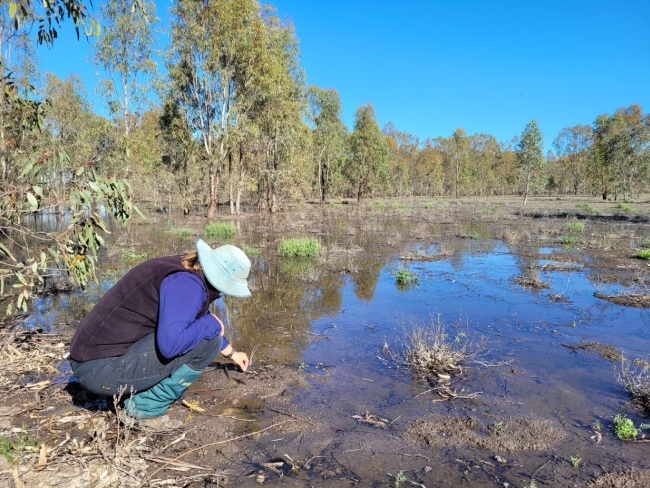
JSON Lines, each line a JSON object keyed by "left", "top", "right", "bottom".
{"left": 25, "top": 208, "right": 650, "bottom": 485}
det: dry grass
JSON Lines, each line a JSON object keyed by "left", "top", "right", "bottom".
{"left": 399, "top": 316, "right": 485, "bottom": 378}
{"left": 616, "top": 356, "right": 650, "bottom": 410}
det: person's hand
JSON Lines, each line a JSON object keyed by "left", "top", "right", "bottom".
{"left": 230, "top": 351, "right": 249, "bottom": 372}
{"left": 211, "top": 313, "right": 225, "bottom": 336}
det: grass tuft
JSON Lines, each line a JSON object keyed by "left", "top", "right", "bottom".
{"left": 395, "top": 268, "right": 419, "bottom": 286}
{"left": 120, "top": 248, "right": 148, "bottom": 263}
{"left": 278, "top": 237, "right": 320, "bottom": 258}
{"left": 169, "top": 228, "right": 194, "bottom": 238}
{"left": 635, "top": 249, "right": 650, "bottom": 260}
{"left": 566, "top": 222, "right": 584, "bottom": 232}
{"left": 401, "top": 317, "right": 484, "bottom": 376}
{"left": 615, "top": 203, "right": 636, "bottom": 213}
{"left": 576, "top": 202, "right": 599, "bottom": 215}
{"left": 205, "top": 222, "right": 236, "bottom": 239}
{"left": 616, "top": 358, "right": 650, "bottom": 410}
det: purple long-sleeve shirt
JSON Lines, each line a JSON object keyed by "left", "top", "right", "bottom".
{"left": 157, "top": 272, "right": 229, "bottom": 359}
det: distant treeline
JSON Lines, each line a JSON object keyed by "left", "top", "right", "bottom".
{"left": 2, "top": 0, "right": 649, "bottom": 220}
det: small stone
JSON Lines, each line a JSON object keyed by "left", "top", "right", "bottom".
{"left": 495, "top": 455, "right": 507, "bottom": 464}
{"left": 424, "top": 466, "right": 433, "bottom": 473}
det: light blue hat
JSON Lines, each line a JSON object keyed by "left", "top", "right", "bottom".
{"left": 195, "top": 239, "right": 251, "bottom": 298}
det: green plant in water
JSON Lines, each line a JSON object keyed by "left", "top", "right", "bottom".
{"left": 298, "top": 362, "right": 308, "bottom": 373}
{"left": 635, "top": 249, "right": 650, "bottom": 260}
{"left": 562, "top": 236, "right": 578, "bottom": 245}
{"left": 576, "top": 202, "right": 599, "bottom": 215}
{"left": 169, "top": 228, "right": 193, "bottom": 238}
{"left": 120, "top": 248, "right": 148, "bottom": 262}
{"left": 204, "top": 222, "right": 236, "bottom": 239}
{"left": 425, "top": 201, "right": 434, "bottom": 210}
{"left": 395, "top": 269, "right": 418, "bottom": 285}
{"left": 566, "top": 222, "right": 584, "bottom": 232}
{"left": 241, "top": 244, "right": 260, "bottom": 256}
{"left": 570, "top": 456, "right": 582, "bottom": 468}
{"left": 278, "top": 237, "right": 320, "bottom": 258}
{"left": 395, "top": 471, "right": 407, "bottom": 487}
{"left": 614, "top": 414, "right": 638, "bottom": 440}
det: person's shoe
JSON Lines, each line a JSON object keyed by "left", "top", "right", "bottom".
{"left": 124, "top": 364, "right": 204, "bottom": 418}
{"left": 137, "top": 414, "right": 183, "bottom": 432}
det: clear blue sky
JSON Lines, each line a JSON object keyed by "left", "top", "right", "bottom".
{"left": 38, "top": 0, "right": 650, "bottom": 152}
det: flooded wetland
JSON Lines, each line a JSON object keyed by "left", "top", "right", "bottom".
{"left": 2, "top": 196, "right": 650, "bottom": 487}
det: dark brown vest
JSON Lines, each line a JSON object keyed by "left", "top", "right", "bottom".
{"left": 69, "top": 256, "right": 220, "bottom": 362}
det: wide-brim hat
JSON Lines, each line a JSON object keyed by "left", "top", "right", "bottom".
{"left": 195, "top": 239, "right": 252, "bottom": 298}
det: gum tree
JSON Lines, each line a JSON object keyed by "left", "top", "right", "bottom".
{"left": 346, "top": 104, "right": 388, "bottom": 202}
{"left": 516, "top": 120, "right": 545, "bottom": 205}
{"left": 93, "top": 0, "right": 159, "bottom": 164}
{"left": 308, "top": 86, "right": 347, "bottom": 203}
{"left": 0, "top": 1, "right": 138, "bottom": 316}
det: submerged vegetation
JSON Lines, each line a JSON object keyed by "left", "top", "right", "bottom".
{"left": 614, "top": 414, "right": 638, "bottom": 441}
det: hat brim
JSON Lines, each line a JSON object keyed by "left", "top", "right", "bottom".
{"left": 196, "top": 239, "right": 251, "bottom": 298}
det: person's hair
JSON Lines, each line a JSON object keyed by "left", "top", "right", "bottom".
{"left": 181, "top": 252, "right": 202, "bottom": 272}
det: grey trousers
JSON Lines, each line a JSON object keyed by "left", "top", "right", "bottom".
{"left": 69, "top": 333, "right": 222, "bottom": 397}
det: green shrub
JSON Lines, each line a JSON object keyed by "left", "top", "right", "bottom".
{"left": 635, "top": 249, "right": 650, "bottom": 260}
{"left": 278, "top": 237, "right": 320, "bottom": 257}
{"left": 566, "top": 222, "right": 585, "bottom": 232}
{"left": 562, "top": 236, "right": 578, "bottom": 244}
{"left": 614, "top": 414, "right": 638, "bottom": 440}
{"left": 205, "top": 222, "right": 236, "bottom": 239}
{"left": 425, "top": 201, "right": 434, "bottom": 210}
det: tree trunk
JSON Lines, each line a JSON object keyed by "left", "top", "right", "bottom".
{"left": 208, "top": 169, "right": 218, "bottom": 218}
{"left": 228, "top": 152, "right": 234, "bottom": 215}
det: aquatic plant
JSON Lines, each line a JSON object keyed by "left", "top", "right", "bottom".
{"left": 120, "top": 248, "right": 148, "bottom": 262}
{"left": 566, "top": 221, "right": 584, "bottom": 232}
{"left": 278, "top": 237, "right": 320, "bottom": 258}
{"left": 169, "top": 228, "right": 193, "bottom": 238}
{"left": 614, "top": 414, "right": 638, "bottom": 440}
{"left": 204, "top": 222, "right": 236, "bottom": 239}
{"left": 241, "top": 244, "right": 260, "bottom": 256}
{"left": 635, "top": 249, "right": 650, "bottom": 260}
{"left": 395, "top": 268, "right": 418, "bottom": 285}
{"left": 562, "top": 236, "right": 578, "bottom": 244}
{"left": 570, "top": 455, "right": 582, "bottom": 468}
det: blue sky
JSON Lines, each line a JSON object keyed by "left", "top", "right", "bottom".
{"left": 38, "top": 0, "right": 650, "bottom": 151}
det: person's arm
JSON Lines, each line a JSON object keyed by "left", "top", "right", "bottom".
{"left": 157, "top": 273, "right": 227, "bottom": 359}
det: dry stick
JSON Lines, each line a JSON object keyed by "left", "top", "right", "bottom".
{"left": 140, "top": 420, "right": 294, "bottom": 486}
{"left": 269, "top": 408, "right": 318, "bottom": 427}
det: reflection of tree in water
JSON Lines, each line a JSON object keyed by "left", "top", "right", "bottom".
{"left": 216, "top": 253, "right": 346, "bottom": 364}
{"left": 350, "top": 258, "right": 385, "bottom": 302}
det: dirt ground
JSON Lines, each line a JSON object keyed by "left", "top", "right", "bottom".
{"left": 1, "top": 194, "right": 649, "bottom": 487}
